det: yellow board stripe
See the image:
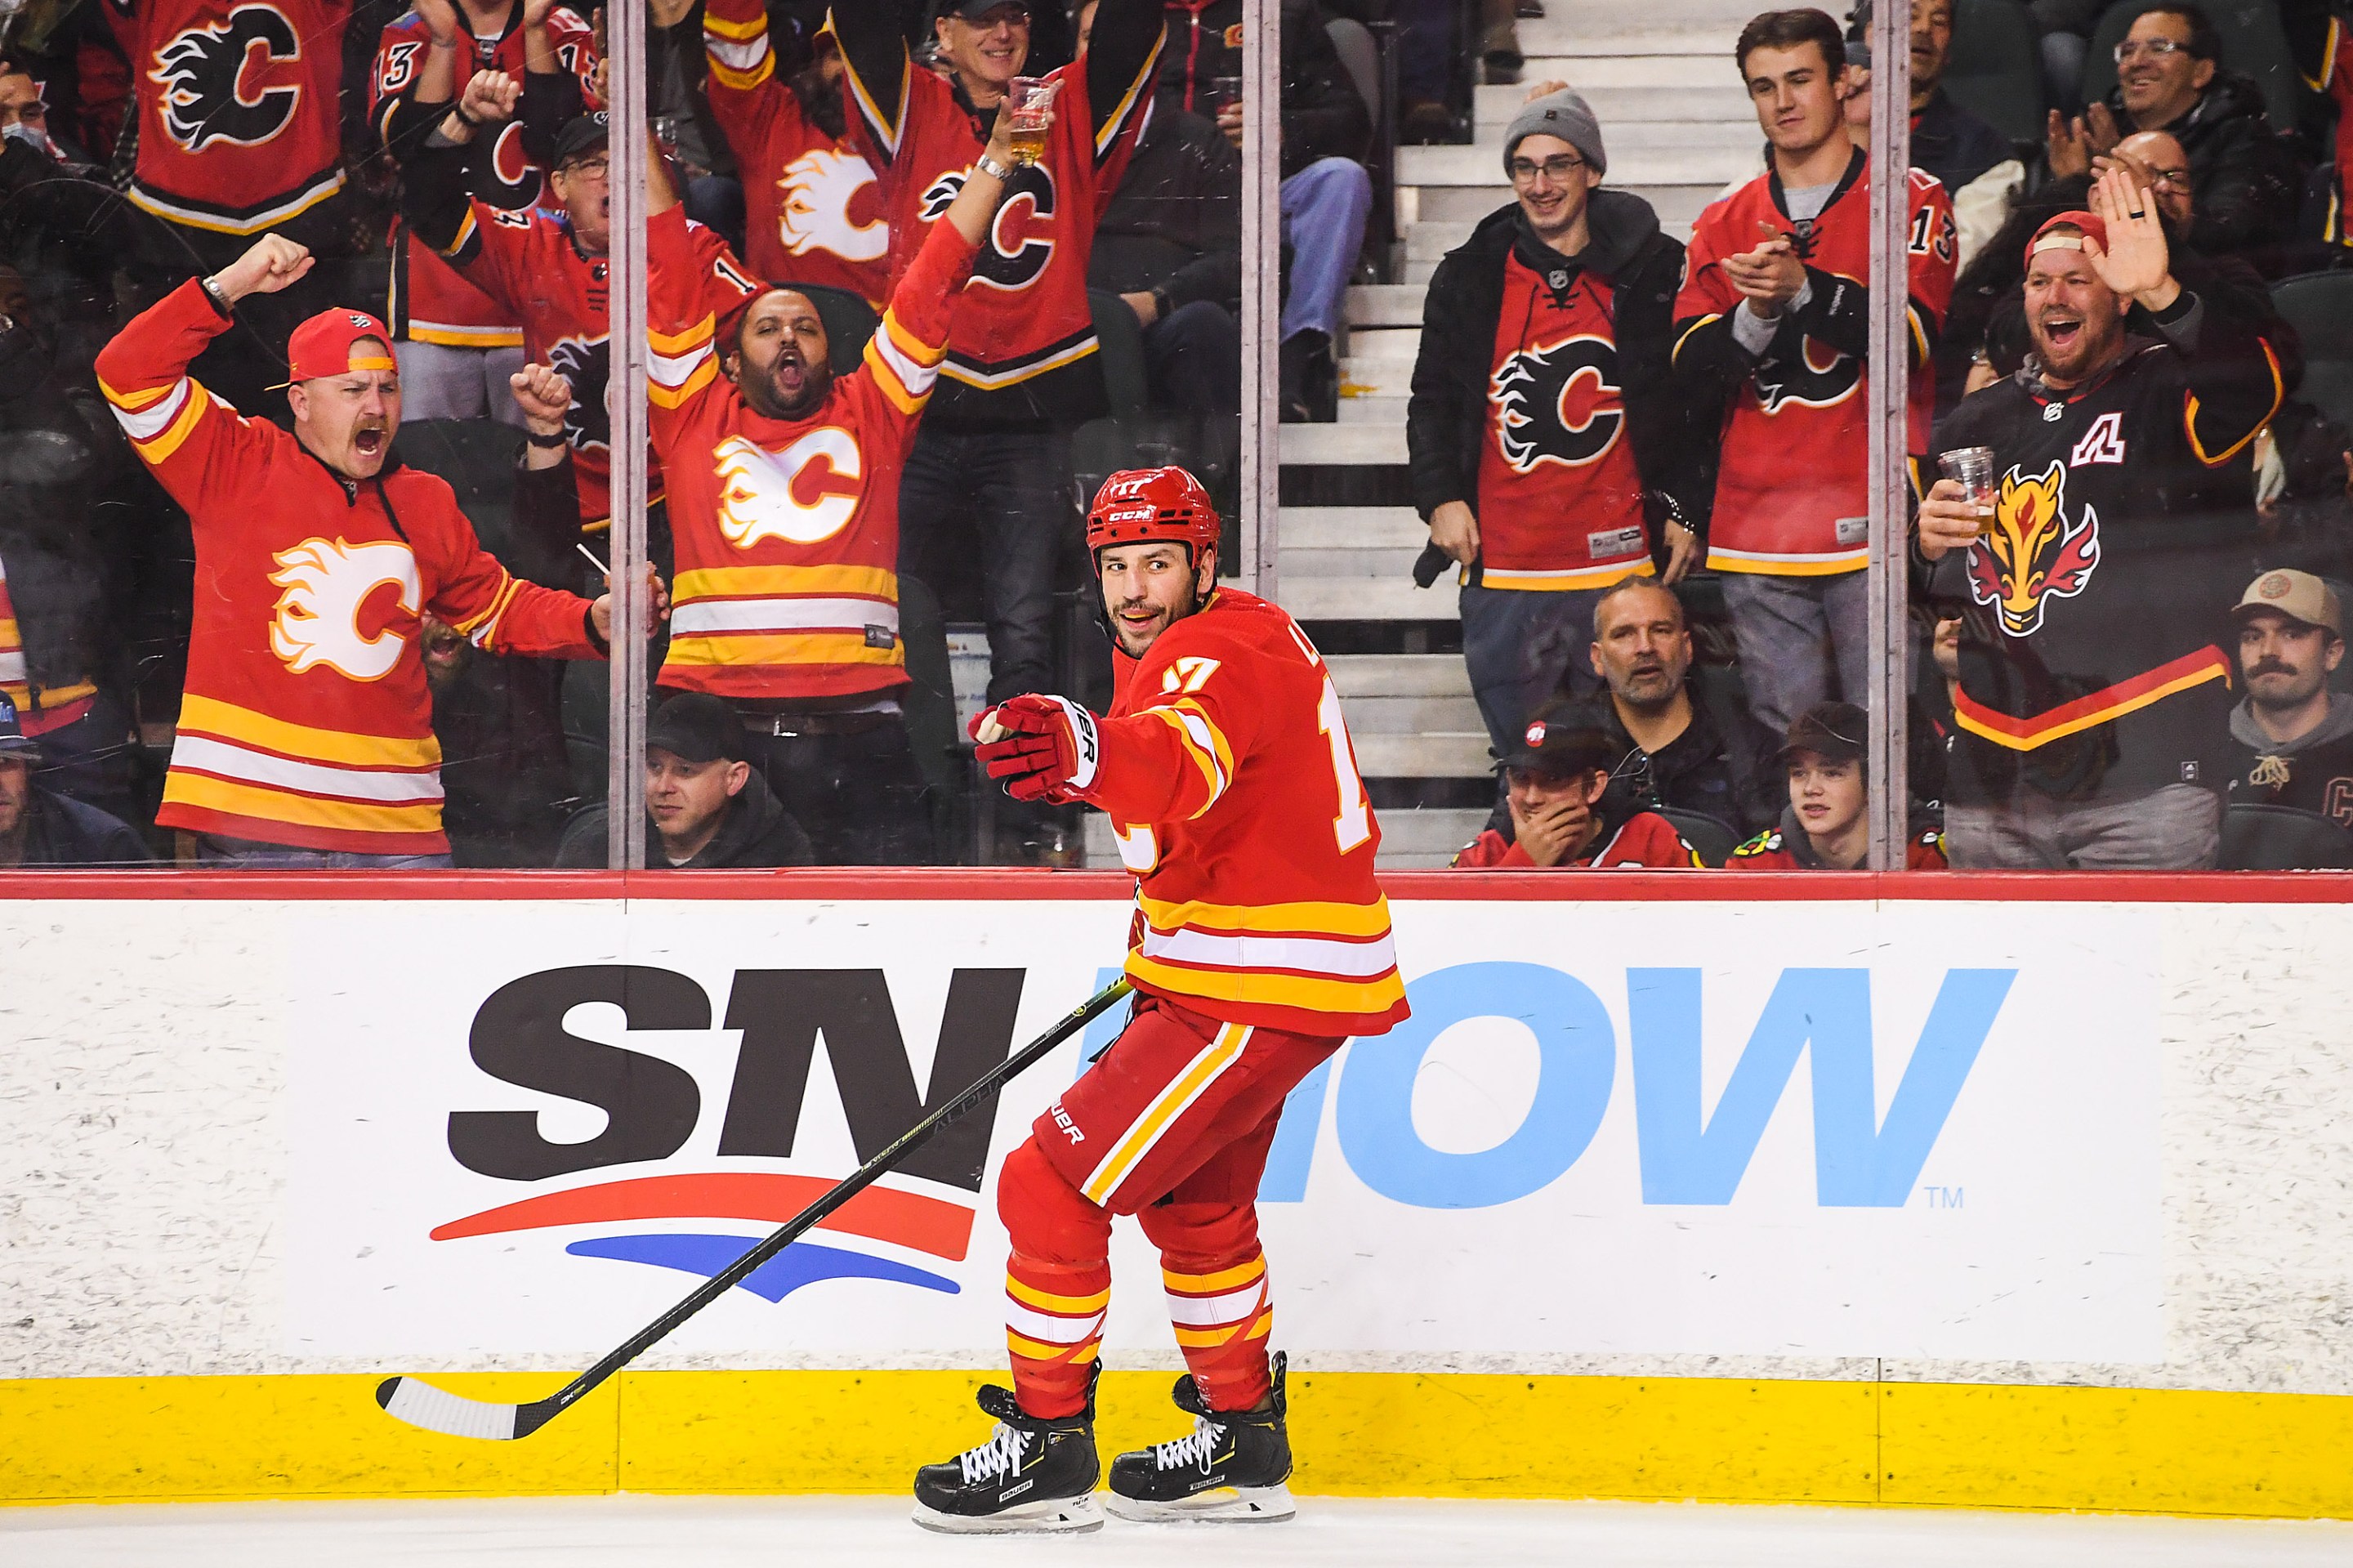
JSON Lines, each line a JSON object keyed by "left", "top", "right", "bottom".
{"left": 1137, "top": 892, "right": 1393, "bottom": 940}
{"left": 11, "top": 1372, "right": 2353, "bottom": 1517}
{"left": 1006, "top": 1278, "right": 1110, "bottom": 1315}
{"left": 162, "top": 771, "right": 443, "bottom": 834}
{"left": 176, "top": 694, "right": 440, "bottom": 769}
{"left": 674, "top": 564, "right": 897, "bottom": 600}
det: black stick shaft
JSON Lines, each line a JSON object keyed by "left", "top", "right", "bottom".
{"left": 525, "top": 977, "right": 1132, "bottom": 1427}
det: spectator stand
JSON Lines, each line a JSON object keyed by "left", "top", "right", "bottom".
{"left": 2272, "top": 270, "right": 2353, "bottom": 433}
{"left": 1227, "top": 0, "right": 1761, "bottom": 865}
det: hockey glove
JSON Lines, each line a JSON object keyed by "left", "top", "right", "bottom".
{"left": 971, "top": 695, "right": 1101, "bottom": 802}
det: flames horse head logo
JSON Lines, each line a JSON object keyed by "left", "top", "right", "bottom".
{"left": 150, "top": 3, "right": 302, "bottom": 153}
{"left": 777, "top": 148, "right": 886, "bottom": 264}
{"left": 1967, "top": 460, "right": 2101, "bottom": 637}
{"left": 268, "top": 537, "right": 420, "bottom": 681}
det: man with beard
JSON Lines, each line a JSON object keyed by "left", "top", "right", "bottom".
{"left": 1919, "top": 169, "right": 2285, "bottom": 869}
{"left": 697, "top": 0, "right": 887, "bottom": 306}
{"left": 95, "top": 234, "right": 650, "bottom": 866}
{"left": 400, "top": 83, "right": 758, "bottom": 529}
{"left": 1587, "top": 580, "right": 1779, "bottom": 835}
{"left": 643, "top": 109, "right": 1031, "bottom": 864}
{"left": 2220, "top": 570, "right": 2353, "bottom": 835}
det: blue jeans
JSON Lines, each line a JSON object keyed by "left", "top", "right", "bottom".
{"left": 1279, "top": 158, "right": 1373, "bottom": 343}
{"left": 197, "top": 834, "right": 455, "bottom": 869}
{"left": 897, "top": 424, "right": 1074, "bottom": 704}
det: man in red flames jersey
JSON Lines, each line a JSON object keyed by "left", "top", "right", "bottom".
{"left": 905, "top": 467, "right": 1408, "bottom": 1534}
{"left": 371, "top": 0, "right": 599, "bottom": 423}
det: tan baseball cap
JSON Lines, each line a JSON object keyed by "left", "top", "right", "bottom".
{"left": 2233, "top": 569, "right": 2343, "bottom": 637}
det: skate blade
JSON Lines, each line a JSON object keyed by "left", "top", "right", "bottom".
{"left": 911, "top": 1494, "right": 1105, "bottom": 1534}
{"left": 1104, "top": 1484, "right": 1296, "bottom": 1523}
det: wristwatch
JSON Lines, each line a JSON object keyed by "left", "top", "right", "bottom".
{"left": 974, "top": 151, "right": 1016, "bottom": 183}
{"left": 525, "top": 427, "right": 569, "bottom": 449}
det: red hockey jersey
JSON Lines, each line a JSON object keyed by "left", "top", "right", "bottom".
{"left": 1673, "top": 150, "right": 1955, "bottom": 574}
{"left": 1450, "top": 810, "right": 1701, "bottom": 869}
{"left": 433, "top": 190, "right": 758, "bottom": 527}
{"left": 0, "top": 552, "right": 99, "bottom": 724}
{"left": 837, "top": 0, "right": 1159, "bottom": 427}
{"left": 125, "top": 0, "right": 350, "bottom": 234}
{"left": 701, "top": 0, "right": 887, "bottom": 304}
{"left": 372, "top": 2, "right": 600, "bottom": 347}
{"left": 1061, "top": 589, "right": 1408, "bottom": 1038}
{"left": 1476, "top": 252, "right": 1654, "bottom": 590}
{"left": 647, "top": 203, "right": 972, "bottom": 697}
{"left": 1728, "top": 817, "right": 1948, "bottom": 869}
{"left": 95, "top": 280, "right": 605, "bottom": 854}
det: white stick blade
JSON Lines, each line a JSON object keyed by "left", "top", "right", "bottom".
{"left": 376, "top": 1375, "right": 522, "bottom": 1441}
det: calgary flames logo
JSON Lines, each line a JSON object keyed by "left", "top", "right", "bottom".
{"left": 1967, "top": 461, "right": 2101, "bottom": 637}
{"left": 150, "top": 3, "right": 302, "bottom": 153}
{"left": 546, "top": 336, "right": 609, "bottom": 452}
{"left": 1489, "top": 336, "right": 1623, "bottom": 474}
{"left": 268, "top": 537, "right": 420, "bottom": 681}
{"left": 713, "top": 429, "right": 864, "bottom": 547}
{"left": 777, "top": 148, "right": 886, "bottom": 263}
{"left": 1752, "top": 333, "right": 1862, "bottom": 414}
{"left": 922, "top": 163, "right": 1055, "bottom": 291}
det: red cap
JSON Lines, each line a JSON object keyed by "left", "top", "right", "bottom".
{"left": 279, "top": 306, "right": 396, "bottom": 386}
{"left": 2025, "top": 210, "right": 2108, "bottom": 268}
{"left": 1085, "top": 466, "right": 1221, "bottom": 561}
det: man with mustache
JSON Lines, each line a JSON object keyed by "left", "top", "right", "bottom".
{"left": 2221, "top": 570, "right": 2353, "bottom": 838}
{"left": 1919, "top": 169, "right": 2284, "bottom": 869}
{"left": 643, "top": 108, "right": 1032, "bottom": 864}
{"left": 1587, "top": 579, "right": 1780, "bottom": 836}
{"left": 93, "top": 235, "right": 650, "bottom": 867}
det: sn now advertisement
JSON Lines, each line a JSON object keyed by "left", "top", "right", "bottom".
{"left": 284, "top": 896, "right": 2162, "bottom": 1366}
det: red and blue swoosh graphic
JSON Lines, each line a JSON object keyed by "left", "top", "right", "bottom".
{"left": 431, "top": 1173, "right": 971, "bottom": 1301}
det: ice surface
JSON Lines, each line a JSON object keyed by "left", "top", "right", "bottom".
{"left": 5, "top": 1494, "right": 2351, "bottom": 1566}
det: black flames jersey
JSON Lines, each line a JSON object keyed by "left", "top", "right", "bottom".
{"left": 1929, "top": 296, "right": 2284, "bottom": 801}
{"left": 124, "top": 0, "right": 351, "bottom": 234}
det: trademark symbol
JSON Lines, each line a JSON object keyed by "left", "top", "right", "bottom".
{"left": 1920, "top": 1185, "right": 1965, "bottom": 1209}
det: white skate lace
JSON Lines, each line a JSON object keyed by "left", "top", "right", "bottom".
{"left": 957, "top": 1423, "right": 1033, "bottom": 1484}
{"left": 1151, "top": 1416, "right": 1226, "bottom": 1471}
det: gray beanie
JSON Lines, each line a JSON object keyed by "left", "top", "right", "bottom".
{"left": 1502, "top": 88, "right": 1605, "bottom": 178}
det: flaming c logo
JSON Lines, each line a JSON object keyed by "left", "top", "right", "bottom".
{"left": 268, "top": 537, "right": 420, "bottom": 681}
{"left": 776, "top": 148, "right": 886, "bottom": 263}
{"left": 1966, "top": 461, "right": 2101, "bottom": 637}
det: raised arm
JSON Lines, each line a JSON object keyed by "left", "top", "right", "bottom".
{"left": 832, "top": 0, "right": 914, "bottom": 166}
{"left": 1083, "top": 0, "right": 1166, "bottom": 152}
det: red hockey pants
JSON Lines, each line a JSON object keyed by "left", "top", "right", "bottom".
{"left": 995, "top": 991, "right": 1340, "bottom": 1420}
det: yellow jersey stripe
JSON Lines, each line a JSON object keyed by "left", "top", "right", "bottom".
{"left": 674, "top": 564, "right": 897, "bottom": 600}
{"left": 1125, "top": 954, "right": 1409, "bottom": 1015}
{"left": 660, "top": 632, "right": 903, "bottom": 667}
{"left": 1136, "top": 892, "right": 1393, "bottom": 940}
{"left": 176, "top": 694, "right": 441, "bottom": 769}
{"left": 1163, "top": 1258, "right": 1265, "bottom": 1294}
{"left": 1079, "top": 1024, "right": 1248, "bottom": 1206}
{"left": 1006, "top": 1278, "right": 1111, "bottom": 1315}
{"left": 163, "top": 771, "right": 444, "bottom": 834}
{"left": 136, "top": 382, "right": 212, "bottom": 466}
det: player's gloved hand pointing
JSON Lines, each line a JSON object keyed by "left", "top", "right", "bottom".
{"left": 971, "top": 695, "right": 1099, "bottom": 802}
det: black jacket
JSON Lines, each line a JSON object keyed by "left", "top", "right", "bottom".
{"left": 1088, "top": 109, "right": 1242, "bottom": 312}
{"left": 1911, "top": 87, "right": 2012, "bottom": 203}
{"left": 1156, "top": 0, "right": 1369, "bottom": 176}
{"left": 556, "top": 767, "right": 817, "bottom": 868}
{"left": 1606, "top": 686, "right": 1783, "bottom": 836}
{"left": 1407, "top": 191, "right": 1699, "bottom": 536}
{"left": 8, "top": 784, "right": 147, "bottom": 866}
{"left": 2105, "top": 72, "right": 2301, "bottom": 275}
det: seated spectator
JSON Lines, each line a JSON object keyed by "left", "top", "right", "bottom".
{"left": 1159, "top": 0, "right": 1372, "bottom": 422}
{"left": 95, "top": 234, "right": 646, "bottom": 869}
{"left": 0, "top": 692, "right": 145, "bottom": 866}
{"left": 1451, "top": 705, "right": 1702, "bottom": 869}
{"left": 1919, "top": 180, "right": 2283, "bottom": 869}
{"left": 1409, "top": 88, "right": 1697, "bottom": 779}
{"left": 1728, "top": 701, "right": 1948, "bottom": 869}
{"left": 2221, "top": 570, "right": 2353, "bottom": 827}
{"left": 2044, "top": 4, "right": 2298, "bottom": 275}
{"left": 1589, "top": 581, "right": 1780, "bottom": 835}
{"left": 1902, "top": 0, "right": 2023, "bottom": 270}
{"left": 1087, "top": 4, "right": 1241, "bottom": 422}
{"left": 2285, "top": 0, "right": 2353, "bottom": 261}
{"left": 557, "top": 691, "right": 815, "bottom": 868}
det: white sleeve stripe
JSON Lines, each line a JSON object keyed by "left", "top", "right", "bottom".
{"left": 705, "top": 34, "right": 767, "bottom": 69}
{"left": 649, "top": 341, "right": 712, "bottom": 390}
{"left": 869, "top": 328, "right": 935, "bottom": 397}
{"left": 109, "top": 377, "right": 190, "bottom": 440}
{"left": 1168, "top": 708, "right": 1228, "bottom": 803}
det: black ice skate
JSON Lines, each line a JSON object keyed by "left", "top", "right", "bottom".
{"left": 1105, "top": 1351, "right": 1296, "bottom": 1522}
{"left": 911, "top": 1372, "right": 1102, "bottom": 1534}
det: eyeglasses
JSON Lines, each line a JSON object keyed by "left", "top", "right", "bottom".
{"left": 2114, "top": 38, "right": 2190, "bottom": 62}
{"left": 1508, "top": 153, "right": 1586, "bottom": 185}
{"left": 2145, "top": 165, "right": 2191, "bottom": 189}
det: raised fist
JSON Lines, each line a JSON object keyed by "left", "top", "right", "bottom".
{"left": 210, "top": 235, "right": 313, "bottom": 304}
{"left": 508, "top": 361, "right": 573, "bottom": 434}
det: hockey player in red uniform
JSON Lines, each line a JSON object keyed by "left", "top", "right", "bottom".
{"left": 1672, "top": 7, "right": 1955, "bottom": 739}
{"left": 699, "top": 0, "right": 886, "bottom": 304}
{"left": 835, "top": 0, "right": 1162, "bottom": 725}
{"left": 1726, "top": 702, "right": 1947, "bottom": 869}
{"left": 371, "top": 0, "right": 598, "bottom": 422}
{"left": 400, "top": 83, "right": 756, "bottom": 529}
{"left": 645, "top": 105, "right": 1030, "bottom": 862}
{"left": 1449, "top": 707, "right": 1704, "bottom": 869}
{"left": 905, "top": 467, "right": 1409, "bottom": 1533}
{"left": 94, "top": 233, "right": 650, "bottom": 864}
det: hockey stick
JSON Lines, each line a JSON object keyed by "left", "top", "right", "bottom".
{"left": 375, "top": 975, "right": 1134, "bottom": 1441}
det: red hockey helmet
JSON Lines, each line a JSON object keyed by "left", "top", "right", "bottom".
{"left": 1085, "top": 466, "right": 1221, "bottom": 563}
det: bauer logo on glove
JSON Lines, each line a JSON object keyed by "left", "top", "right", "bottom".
{"left": 971, "top": 695, "right": 1100, "bottom": 801}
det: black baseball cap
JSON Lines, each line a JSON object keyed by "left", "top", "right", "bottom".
{"left": 1779, "top": 701, "right": 1867, "bottom": 766}
{"left": 647, "top": 692, "right": 747, "bottom": 766}
{"left": 550, "top": 112, "right": 609, "bottom": 170}
{"left": 936, "top": 0, "right": 1029, "bottom": 19}
{"left": 0, "top": 690, "right": 38, "bottom": 760}
{"left": 1492, "top": 703, "right": 1619, "bottom": 778}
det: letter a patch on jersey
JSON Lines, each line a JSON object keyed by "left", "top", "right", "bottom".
{"left": 2069, "top": 410, "right": 2128, "bottom": 467}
